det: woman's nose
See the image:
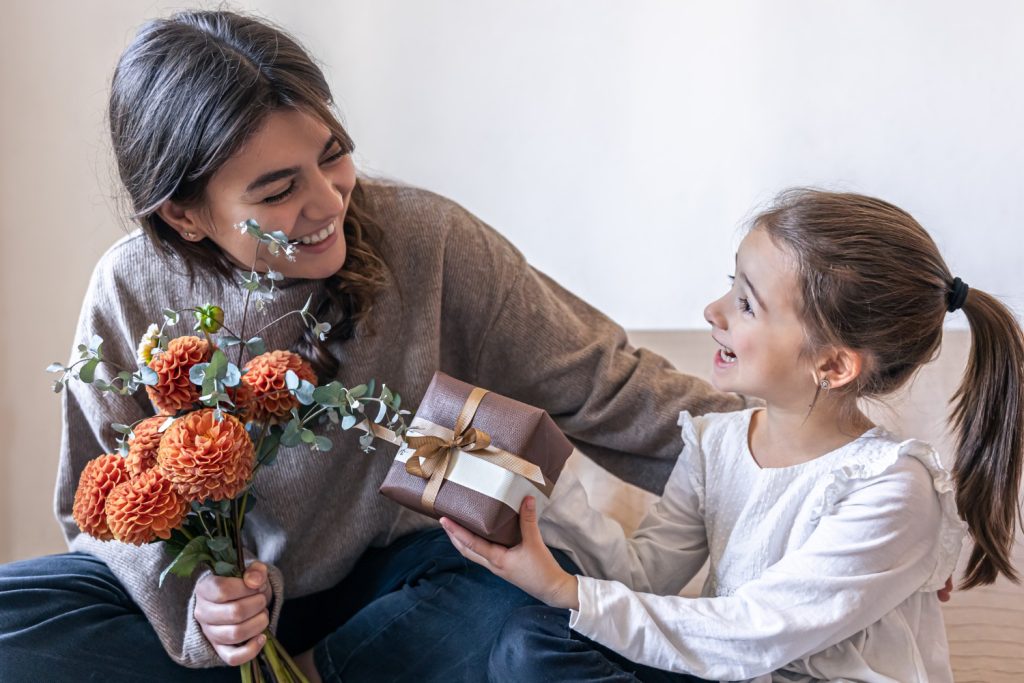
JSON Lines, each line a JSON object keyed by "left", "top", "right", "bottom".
{"left": 303, "top": 170, "right": 346, "bottom": 223}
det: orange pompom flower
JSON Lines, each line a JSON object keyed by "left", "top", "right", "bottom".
{"left": 157, "top": 409, "right": 254, "bottom": 501}
{"left": 241, "top": 350, "right": 317, "bottom": 423}
{"left": 104, "top": 468, "right": 188, "bottom": 545}
{"left": 72, "top": 454, "right": 131, "bottom": 540}
{"left": 125, "top": 416, "right": 169, "bottom": 477}
{"left": 146, "top": 336, "right": 212, "bottom": 415}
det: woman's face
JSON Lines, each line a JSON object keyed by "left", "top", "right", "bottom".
{"left": 161, "top": 108, "right": 355, "bottom": 279}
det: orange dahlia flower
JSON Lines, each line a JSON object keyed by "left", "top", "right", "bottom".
{"left": 146, "top": 336, "right": 211, "bottom": 415}
{"left": 72, "top": 454, "right": 130, "bottom": 540}
{"left": 125, "top": 416, "right": 168, "bottom": 477}
{"left": 104, "top": 468, "right": 188, "bottom": 545}
{"left": 241, "top": 351, "right": 317, "bottom": 423}
{"left": 157, "top": 409, "right": 254, "bottom": 501}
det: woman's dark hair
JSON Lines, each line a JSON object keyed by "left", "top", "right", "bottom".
{"left": 755, "top": 189, "right": 1024, "bottom": 589}
{"left": 108, "top": 9, "right": 386, "bottom": 379}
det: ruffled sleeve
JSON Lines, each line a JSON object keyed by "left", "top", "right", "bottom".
{"left": 811, "top": 436, "right": 966, "bottom": 591}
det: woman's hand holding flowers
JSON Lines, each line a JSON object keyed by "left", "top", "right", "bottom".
{"left": 193, "top": 561, "right": 273, "bottom": 666}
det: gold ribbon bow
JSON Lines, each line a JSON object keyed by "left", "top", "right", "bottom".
{"left": 403, "top": 387, "right": 552, "bottom": 512}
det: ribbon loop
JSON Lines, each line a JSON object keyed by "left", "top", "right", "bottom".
{"left": 400, "top": 387, "right": 552, "bottom": 512}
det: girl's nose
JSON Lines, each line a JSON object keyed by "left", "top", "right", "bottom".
{"left": 704, "top": 296, "right": 727, "bottom": 330}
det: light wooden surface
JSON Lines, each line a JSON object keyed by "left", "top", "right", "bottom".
{"left": 573, "top": 330, "right": 1024, "bottom": 682}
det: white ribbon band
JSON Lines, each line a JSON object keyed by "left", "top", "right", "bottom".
{"left": 396, "top": 416, "right": 557, "bottom": 515}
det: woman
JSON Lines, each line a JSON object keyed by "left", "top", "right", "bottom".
{"left": 0, "top": 10, "right": 743, "bottom": 682}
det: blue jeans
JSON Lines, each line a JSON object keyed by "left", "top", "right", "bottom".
{"left": 0, "top": 529, "right": 568, "bottom": 682}
{"left": 488, "top": 605, "right": 712, "bottom": 683}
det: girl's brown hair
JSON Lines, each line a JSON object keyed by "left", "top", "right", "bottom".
{"left": 756, "top": 189, "right": 1024, "bottom": 588}
{"left": 108, "top": 10, "right": 386, "bottom": 379}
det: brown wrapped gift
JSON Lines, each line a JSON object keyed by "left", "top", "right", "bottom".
{"left": 379, "top": 372, "right": 573, "bottom": 546}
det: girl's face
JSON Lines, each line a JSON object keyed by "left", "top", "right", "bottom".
{"left": 162, "top": 108, "right": 355, "bottom": 279}
{"left": 703, "top": 228, "right": 818, "bottom": 408}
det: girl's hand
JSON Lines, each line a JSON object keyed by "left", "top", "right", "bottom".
{"left": 441, "top": 496, "right": 579, "bottom": 610}
{"left": 193, "top": 561, "right": 273, "bottom": 666}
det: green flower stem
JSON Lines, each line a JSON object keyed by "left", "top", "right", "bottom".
{"left": 249, "top": 310, "right": 303, "bottom": 341}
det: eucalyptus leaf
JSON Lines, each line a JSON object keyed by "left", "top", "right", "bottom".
{"left": 219, "top": 335, "right": 242, "bottom": 348}
{"left": 139, "top": 366, "right": 159, "bottom": 386}
{"left": 295, "top": 380, "right": 315, "bottom": 406}
{"left": 224, "top": 363, "right": 241, "bottom": 387}
{"left": 158, "top": 536, "right": 211, "bottom": 587}
{"left": 300, "top": 428, "right": 316, "bottom": 444}
{"left": 190, "top": 363, "right": 209, "bottom": 386}
{"left": 79, "top": 359, "right": 99, "bottom": 383}
{"left": 341, "top": 414, "right": 357, "bottom": 430}
{"left": 312, "top": 382, "right": 343, "bottom": 407}
{"left": 207, "top": 349, "right": 228, "bottom": 379}
{"left": 162, "top": 309, "right": 179, "bottom": 325}
{"left": 358, "top": 432, "right": 376, "bottom": 452}
{"left": 46, "top": 362, "right": 64, "bottom": 373}
{"left": 111, "top": 423, "right": 132, "bottom": 435}
{"left": 213, "top": 561, "right": 237, "bottom": 577}
{"left": 245, "top": 337, "right": 266, "bottom": 356}
{"left": 375, "top": 401, "right": 388, "bottom": 424}
{"left": 285, "top": 370, "right": 300, "bottom": 391}
{"left": 350, "top": 384, "right": 368, "bottom": 399}
{"left": 313, "top": 435, "right": 333, "bottom": 451}
{"left": 281, "top": 419, "right": 302, "bottom": 447}
{"left": 207, "top": 536, "right": 231, "bottom": 553}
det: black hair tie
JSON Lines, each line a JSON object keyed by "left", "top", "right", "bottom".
{"left": 947, "top": 277, "right": 969, "bottom": 312}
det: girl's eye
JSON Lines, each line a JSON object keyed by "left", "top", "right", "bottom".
{"left": 737, "top": 297, "right": 753, "bottom": 315}
{"left": 263, "top": 184, "right": 295, "bottom": 204}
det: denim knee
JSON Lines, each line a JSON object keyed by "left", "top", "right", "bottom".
{"left": 488, "top": 604, "right": 570, "bottom": 682}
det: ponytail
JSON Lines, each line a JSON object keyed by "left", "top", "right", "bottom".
{"left": 950, "top": 286, "right": 1024, "bottom": 588}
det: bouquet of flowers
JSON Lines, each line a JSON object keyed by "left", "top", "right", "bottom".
{"left": 48, "top": 220, "right": 408, "bottom": 683}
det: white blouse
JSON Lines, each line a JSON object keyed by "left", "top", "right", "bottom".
{"left": 539, "top": 409, "right": 965, "bottom": 683}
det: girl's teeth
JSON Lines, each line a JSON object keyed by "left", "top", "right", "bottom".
{"left": 298, "top": 223, "right": 336, "bottom": 245}
{"left": 719, "top": 348, "right": 737, "bottom": 363}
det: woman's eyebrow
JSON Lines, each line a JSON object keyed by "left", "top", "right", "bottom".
{"left": 244, "top": 137, "right": 337, "bottom": 193}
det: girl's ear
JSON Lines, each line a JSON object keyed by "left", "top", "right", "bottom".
{"left": 155, "top": 199, "right": 206, "bottom": 241}
{"left": 816, "top": 347, "right": 864, "bottom": 390}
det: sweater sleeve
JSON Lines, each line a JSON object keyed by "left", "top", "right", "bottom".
{"left": 53, "top": 248, "right": 285, "bottom": 669}
{"left": 567, "top": 458, "right": 943, "bottom": 680}
{"left": 437, "top": 205, "right": 746, "bottom": 493}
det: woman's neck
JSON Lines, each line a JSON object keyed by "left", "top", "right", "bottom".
{"left": 748, "top": 400, "right": 874, "bottom": 469}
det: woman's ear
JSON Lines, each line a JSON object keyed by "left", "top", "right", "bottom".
{"left": 816, "top": 347, "right": 864, "bottom": 390}
{"left": 155, "top": 199, "right": 206, "bottom": 242}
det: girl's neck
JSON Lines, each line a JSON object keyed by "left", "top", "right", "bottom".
{"left": 748, "top": 400, "right": 874, "bottom": 469}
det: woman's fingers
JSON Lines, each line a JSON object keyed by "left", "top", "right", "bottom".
{"left": 194, "top": 591, "right": 269, "bottom": 626}
{"left": 201, "top": 608, "right": 270, "bottom": 648}
{"left": 196, "top": 573, "right": 262, "bottom": 604}
{"left": 211, "top": 632, "right": 267, "bottom": 667}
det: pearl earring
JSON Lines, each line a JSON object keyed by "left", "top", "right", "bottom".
{"left": 183, "top": 231, "right": 197, "bottom": 240}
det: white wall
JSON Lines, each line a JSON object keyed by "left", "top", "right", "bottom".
{"left": 2, "top": 0, "right": 1022, "bottom": 561}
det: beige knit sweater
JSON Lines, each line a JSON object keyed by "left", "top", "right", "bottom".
{"left": 54, "top": 179, "right": 744, "bottom": 668}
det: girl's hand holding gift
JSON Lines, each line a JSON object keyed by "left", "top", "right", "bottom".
{"left": 194, "top": 561, "right": 273, "bottom": 666}
{"left": 441, "top": 497, "right": 579, "bottom": 610}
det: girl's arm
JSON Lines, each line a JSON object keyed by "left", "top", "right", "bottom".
{"left": 445, "top": 456, "right": 944, "bottom": 681}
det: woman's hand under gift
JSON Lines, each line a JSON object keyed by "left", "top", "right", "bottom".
{"left": 441, "top": 496, "right": 580, "bottom": 610}
{"left": 193, "top": 561, "right": 273, "bottom": 666}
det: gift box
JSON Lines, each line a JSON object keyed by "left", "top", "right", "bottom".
{"left": 379, "top": 372, "right": 573, "bottom": 546}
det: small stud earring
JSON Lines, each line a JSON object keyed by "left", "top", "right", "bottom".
{"left": 819, "top": 378, "right": 830, "bottom": 390}
{"left": 183, "top": 231, "right": 197, "bottom": 240}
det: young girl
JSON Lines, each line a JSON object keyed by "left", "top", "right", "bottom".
{"left": 441, "top": 189, "right": 1024, "bottom": 682}
{"left": 0, "top": 9, "right": 747, "bottom": 682}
